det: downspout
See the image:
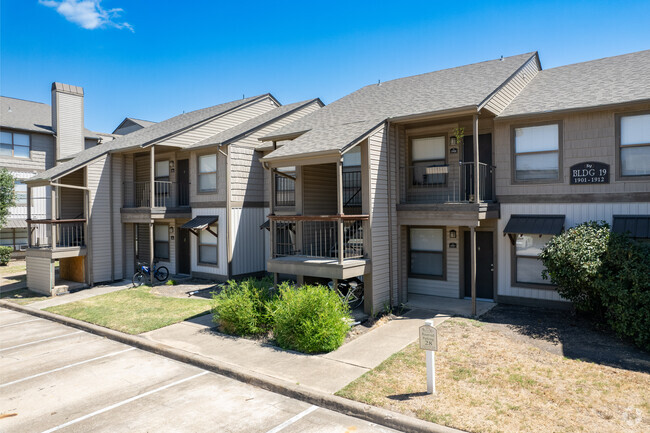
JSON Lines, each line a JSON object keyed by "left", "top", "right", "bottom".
{"left": 386, "top": 120, "right": 395, "bottom": 307}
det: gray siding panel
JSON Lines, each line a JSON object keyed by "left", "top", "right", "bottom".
{"left": 55, "top": 92, "right": 85, "bottom": 159}
{"left": 484, "top": 56, "right": 540, "bottom": 115}
{"left": 26, "top": 257, "right": 53, "bottom": 295}
{"left": 87, "top": 155, "right": 112, "bottom": 283}
{"left": 231, "top": 207, "right": 266, "bottom": 275}
{"left": 302, "top": 164, "right": 337, "bottom": 215}
{"left": 0, "top": 131, "right": 54, "bottom": 172}
{"left": 112, "top": 155, "right": 123, "bottom": 279}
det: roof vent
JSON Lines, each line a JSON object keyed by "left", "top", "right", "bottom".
{"left": 377, "top": 79, "right": 381, "bottom": 86}
{"left": 500, "top": 55, "right": 504, "bottom": 61}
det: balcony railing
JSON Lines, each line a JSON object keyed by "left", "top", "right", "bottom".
{"left": 275, "top": 175, "right": 295, "bottom": 207}
{"left": 123, "top": 181, "right": 190, "bottom": 208}
{"left": 269, "top": 215, "right": 368, "bottom": 262}
{"left": 27, "top": 219, "right": 86, "bottom": 249}
{"left": 405, "top": 162, "right": 495, "bottom": 203}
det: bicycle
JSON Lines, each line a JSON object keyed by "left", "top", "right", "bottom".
{"left": 328, "top": 277, "right": 364, "bottom": 309}
{"left": 132, "top": 261, "right": 169, "bottom": 287}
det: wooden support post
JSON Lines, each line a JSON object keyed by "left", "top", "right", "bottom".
{"left": 473, "top": 114, "right": 480, "bottom": 203}
{"left": 336, "top": 158, "right": 344, "bottom": 264}
{"left": 51, "top": 186, "right": 57, "bottom": 249}
{"left": 27, "top": 187, "right": 32, "bottom": 247}
{"left": 470, "top": 226, "right": 477, "bottom": 316}
{"left": 149, "top": 222, "right": 154, "bottom": 285}
{"left": 150, "top": 145, "right": 155, "bottom": 208}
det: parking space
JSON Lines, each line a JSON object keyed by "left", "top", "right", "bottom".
{"left": 0, "top": 308, "right": 400, "bottom": 433}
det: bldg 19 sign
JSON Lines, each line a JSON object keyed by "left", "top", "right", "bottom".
{"left": 570, "top": 162, "right": 610, "bottom": 184}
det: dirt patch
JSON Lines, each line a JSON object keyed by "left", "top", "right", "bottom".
{"left": 338, "top": 314, "right": 650, "bottom": 433}
{"left": 150, "top": 279, "right": 220, "bottom": 299}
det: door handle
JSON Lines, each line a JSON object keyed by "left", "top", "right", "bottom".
{"left": 490, "top": 264, "right": 494, "bottom": 272}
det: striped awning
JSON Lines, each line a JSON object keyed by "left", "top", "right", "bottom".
{"left": 180, "top": 215, "right": 218, "bottom": 230}
{"left": 612, "top": 215, "right": 650, "bottom": 239}
{"left": 504, "top": 215, "right": 565, "bottom": 236}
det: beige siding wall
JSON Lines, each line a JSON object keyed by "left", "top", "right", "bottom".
{"left": 189, "top": 149, "right": 228, "bottom": 204}
{"left": 230, "top": 146, "right": 265, "bottom": 204}
{"left": 54, "top": 91, "right": 85, "bottom": 159}
{"left": 26, "top": 257, "right": 54, "bottom": 295}
{"left": 302, "top": 164, "right": 337, "bottom": 214}
{"left": 59, "top": 169, "right": 84, "bottom": 219}
{"left": 87, "top": 155, "right": 113, "bottom": 283}
{"left": 112, "top": 155, "right": 124, "bottom": 279}
{"left": 494, "top": 104, "right": 650, "bottom": 198}
{"left": 231, "top": 207, "right": 267, "bottom": 276}
{"left": 406, "top": 226, "right": 460, "bottom": 298}
{"left": 483, "top": 56, "right": 540, "bottom": 115}
{"left": 0, "top": 131, "right": 55, "bottom": 171}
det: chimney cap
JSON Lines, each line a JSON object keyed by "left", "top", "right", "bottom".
{"left": 52, "top": 82, "right": 84, "bottom": 96}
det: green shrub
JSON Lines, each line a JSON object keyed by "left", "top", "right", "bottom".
{"left": 211, "top": 277, "right": 275, "bottom": 336}
{"left": 0, "top": 246, "right": 12, "bottom": 265}
{"left": 540, "top": 221, "right": 611, "bottom": 315}
{"left": 273, "top": 283, "right": 351, "bottom": 354}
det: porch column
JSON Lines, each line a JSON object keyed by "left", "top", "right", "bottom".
{"left": 473, "top": 114, "right": 480, "bottom": 203}
{"left": 51, "top": 186, "right": 57, "bottom": 250}
{"left": 336, "top": 158, "right": 344, "bottom": 264}
{"left": 150, "top": 145, "right": 155, "bottom": 208}
{"left": 149, "top": 222, "right": 155, "bottom": 285}
{"left": 470, "top": 226, "right": 477, "bottom": 316}
{"left": 27, "top": 186, "right": 32, "bottom": 247}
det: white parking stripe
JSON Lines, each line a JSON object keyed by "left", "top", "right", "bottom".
{"left": 0, "top": 347, "right": 136, "bottom": 388}
{"left": 0, "top": 331, "right": 83, "bottom": 352}
{"left": 264, "top": 405, "right": 319, "bottom": 433}
{"left": 40, "top": 371, "right": 209, "bottom": 433}
{"left": 0, "top": 318, "right": 41, "bottom": 328}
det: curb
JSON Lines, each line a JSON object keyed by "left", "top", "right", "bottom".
{"left": 0, "top": 300, "right": 464, "bottom": 433}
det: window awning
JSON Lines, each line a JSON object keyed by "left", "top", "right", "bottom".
{"left": 181, "top": 216, "right": 218, "bottom": 230}
{"left": 612, "top": 215, "right": 650, "bottom": 239}
{"left": 5, "top": 219, "right": 27, "bottom": 229}
{"left": 504, "top": 215, "right": 565, "bottom": 244}
{"left": 260, "top": 219, "right": 270, "bottom": 231}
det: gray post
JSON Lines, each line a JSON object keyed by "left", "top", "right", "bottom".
{"left": 470, "top": 226, "right": 477, "bottom": 316}
{"left": 473, "top": 114, "right": 480, "bottom": 203}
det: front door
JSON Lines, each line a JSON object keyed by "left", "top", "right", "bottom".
{"left": 463, "top": 231, "right": 494, "bottom": 300}
{"left": 177, "top": 228, "right": 190, "bottom": 274}
{"left": 177, "top": 159, "right": 190, "bottom": 207}
{"left": 463, "top": 133, "right": 493, "bottom": 201}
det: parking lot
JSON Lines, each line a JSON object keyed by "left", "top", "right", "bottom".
{"left": 0, "top": 308, "right": 399, "bottom": 433}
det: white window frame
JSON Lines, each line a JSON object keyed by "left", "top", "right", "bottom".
{"left": 618, "top": 112, "right": 650, "bottom": 178}
{"left": 197, "top": 154, "right": 217, "bottom": 193}
{"left": 198, "top": 225, "right": 218, "bottom": 265}
{"left": 410, "top": 136, "right": 447, "bottom": 186}
{"left": 512, "top": 233, "right": 554, "bottom": 289}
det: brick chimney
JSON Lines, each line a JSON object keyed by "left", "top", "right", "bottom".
{"left": 51, "top": 82, "right": 84, "bottom": 162}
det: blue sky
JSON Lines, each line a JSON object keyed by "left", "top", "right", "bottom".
{"left": 1, "top": 0, "right": 649, "bottom": 133}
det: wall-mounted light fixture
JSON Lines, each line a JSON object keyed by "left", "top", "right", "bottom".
{"left": 450, "top": 137, "right": 457, "bottom": 147}
{"left": 449, "top": 229, "right": 457, "bottom": 239}
{"left": 169, "top": 160, "right": 175, "bottom": 173}
{"left": 169, "top": 226, "right": 174, "bottom": 234}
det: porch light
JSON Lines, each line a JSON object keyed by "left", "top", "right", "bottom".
{"left": 169, "top": 160, "right": 175, "bottom": 173}
{"left": 450, "top": 137, "right": 457, "bottom": 147}
{"left": 169, "top": 226, "right": 174, "bottom": 234}
{"left": 449, "top": 229, "right": 457, "bottom": 239}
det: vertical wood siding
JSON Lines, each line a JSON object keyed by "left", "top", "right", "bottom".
{"left": 230, "top": 207, "right": 266, "bottom": 275}
{"left": 190, "top": 207, "right": 228, "bottom": 277}
{"left": 498, "top": 202, "right": 650, "bottom": 301}
{"left": 55, "top": 92, "right": 84, "bottom": 159}
{"left": 87, "top": 155, "right": 113, "bottom": 283}
{"left": 112, "top": 156, "right": 123, "bottom": 279}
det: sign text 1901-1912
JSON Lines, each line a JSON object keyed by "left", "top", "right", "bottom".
{"left": 570, "top": 162, "right": 610, "bottom": 185}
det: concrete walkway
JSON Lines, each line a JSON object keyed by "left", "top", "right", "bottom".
{"left": 143, "top": 308, "right": 452, "bottom": 394}
{"left": 28, "top": 280, "right": 132, "bottom": 309}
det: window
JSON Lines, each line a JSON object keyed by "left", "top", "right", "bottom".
{"left": 0, "top": 131, "right": 30, "bottom": 158}
{"left": 514, "top": 124, "right": 560, "bottom": 181}
{"left": 343, "top": 147, "right": 362, "bottom": 208}
{"left": 620, "top": 113, "right": 650, "bottom": 177}
{"left": 411, "top": 136, "right": 446, "bottom": 185}
{"left": 14, "top": 229, "right": 28, "bottom": 249}
{"left": 198, "top": 154, "right": 217, "bottom": 192}
{"left": 155, "top": 161, "right": 170, "bottom": 181}
{"left": 275, "top": 167, "right": 295, "bottom": 207}
{"left": 0, "top": 229, "right": 27, "bottom": 251}
{"left": 14, "top": 181, "right": 27, "bottom": 206}
{"left": 199, "top": 225, "right": 218, "bottom": 264}
{"left": 154, "top": 225, "right": 169, "bottom": 260}
{"left": 409, "top": 228, "right": 444, "bottom": 278}
{"left": 514, "top": 234, "right": 553, "bottom": 285}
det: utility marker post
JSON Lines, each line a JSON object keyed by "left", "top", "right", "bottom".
{"left": 419, "top": 320, "right": 438, "bottom": 394}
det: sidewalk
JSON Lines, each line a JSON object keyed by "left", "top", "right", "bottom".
{"left": 27, "top": 280, "right": 131, "bottom": 309}
{"left": 143, "top": 308, "right": 452, "bottom": 394}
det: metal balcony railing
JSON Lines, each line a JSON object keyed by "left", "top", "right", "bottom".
{"left": 27, "top": 219, "right": 86, "bottom": 249}
{"left": 123, "top": 181, "right": 190, "bottom": 208}
{"left": 405, "top": 162, "right": 496, "bottom": 203}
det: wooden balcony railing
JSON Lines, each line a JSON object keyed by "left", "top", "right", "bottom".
{"left": 26, "top": 219, "right": 86, "bottom": 249}
{"left": 268, "top": 214, "right": 369, "bottom": 263}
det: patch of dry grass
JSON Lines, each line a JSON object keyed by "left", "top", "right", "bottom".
{"left": 0, "top": 288, "right": 48, "bottom": 305}
{"left": 337, "top": 318, "right": 649, "bottom": 433}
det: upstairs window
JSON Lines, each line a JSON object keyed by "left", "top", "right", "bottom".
{"left": 514, "top": 124, "right": 560, "bottom": 182}
{"left": 198, "top": 154, "right": 217, "bottom": 192}
{"left": 275, "top": 167, "right": 295, "bottom": 207}
{"left": 155, "top": 161, "right": 170, "bottom": 181}
{"left": 0, "top": 131, "right": 30, "bottom": 158}
{"left": 620, "top": 113, "right": 650, "bottom": 177}
{"left": 410, "top": 136, "right": 446, "bottom": 185}
{"left": 14, "top": 181, "right": 27, "bottom": 206}
{"left": 343, "top": 147, "right": 362, "bottom": 208}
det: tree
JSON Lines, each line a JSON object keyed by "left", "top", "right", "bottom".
{"left": 0, "top": 168, "right": 16, "bottom": 228}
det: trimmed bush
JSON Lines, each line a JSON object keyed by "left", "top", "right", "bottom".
{"left": 0, "top": 246, "right": 12, "bottom": 265}
{"left": 273, "top": 283, "right": 351, "bottom": 354}
{"left": 211, "top": 277, "right": 275, "bottom": 336}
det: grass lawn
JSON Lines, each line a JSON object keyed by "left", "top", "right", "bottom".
{"left": 0, "top": 288, "right": 49, "bottom": 305}
{"left": 44, "top": 286, "right": 212, "bottom": 334}
{"left": 0, "top": 261, "right": 26, "bottom": 276}
{"left": 336, "top": 318, "right": 649, "bottom": 433}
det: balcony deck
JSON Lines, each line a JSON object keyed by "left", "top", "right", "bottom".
{"left": 267, "top": 255, "right": 371, "bottom": 280}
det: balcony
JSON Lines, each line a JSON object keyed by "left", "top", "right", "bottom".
{"left": 26, "top": 219, "right": 87, "bottom": 258}
{"left": 122, "top": 181, "right": 190, "bottom": 221}
{"left": 267, "top": 214, "right": 371, "bottom": 280}
{"left": 404, "top": 162, "right": 495, "bottom": 204}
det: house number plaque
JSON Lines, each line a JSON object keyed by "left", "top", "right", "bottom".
{"left": 570, "top": 162, "right": 610, "bottom": 185}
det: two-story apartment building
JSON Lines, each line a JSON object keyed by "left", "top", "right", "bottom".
{"left": 24, "top": 92, "right": 321, "bottom": 294}
{"left": 0, "top": 84, "right": 112, "bottom": 258}
{"left": 260, "top": 50, "right": 650, "bottom": 314}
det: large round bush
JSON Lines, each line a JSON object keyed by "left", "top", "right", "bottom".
{"left": 212, "top": 277, "right": 275, "bottom": 335}
{"left": 273, "top": 283, "right": 351, "bottom": 354}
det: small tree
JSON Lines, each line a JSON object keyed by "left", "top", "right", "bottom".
{"left": 0, "top": 168, "right": 16, "bottom": 229}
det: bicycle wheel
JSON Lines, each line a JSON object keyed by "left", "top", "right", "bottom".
{"left": 346, "top": 285, "right": 364, "bottom": 310}
{"left": 132, "top": 271, "right": 146, "bottom": 287}
{"left": 155, "top": 266, "right": 169, "bottom": 282}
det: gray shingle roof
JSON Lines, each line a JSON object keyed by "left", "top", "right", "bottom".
{"left": 499, "top": 50, "right": 650, "bottom": 118}
{"left": 129, "top": 118, "right": 156, "bottom": 128}
{"left": 262, "top": 52, "right": 536, "bottom": 160}
{"left": 27, "top": 94, "right": 272, "bottom": 183}
{"left": 189, "top": 99, "right": 322, "bottom": 150}
{"left": 0, "top": 96, "right": 104, "bottom": 138}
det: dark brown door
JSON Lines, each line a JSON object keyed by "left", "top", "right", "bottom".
{"left": 462, "top": 134, "right": 493, "bottom": 201}
{"left": 463, "top": 231, "right": 494, "bottom": 299}
{"left": 177, "top": 228, "right": 190, "bottom": 274}
{"left": 177, "top": 159, "right": 190, "bottom": 207}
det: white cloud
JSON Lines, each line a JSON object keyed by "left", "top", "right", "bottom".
{"left": 39, "top": 0, "right": 134, "bottom": 32}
